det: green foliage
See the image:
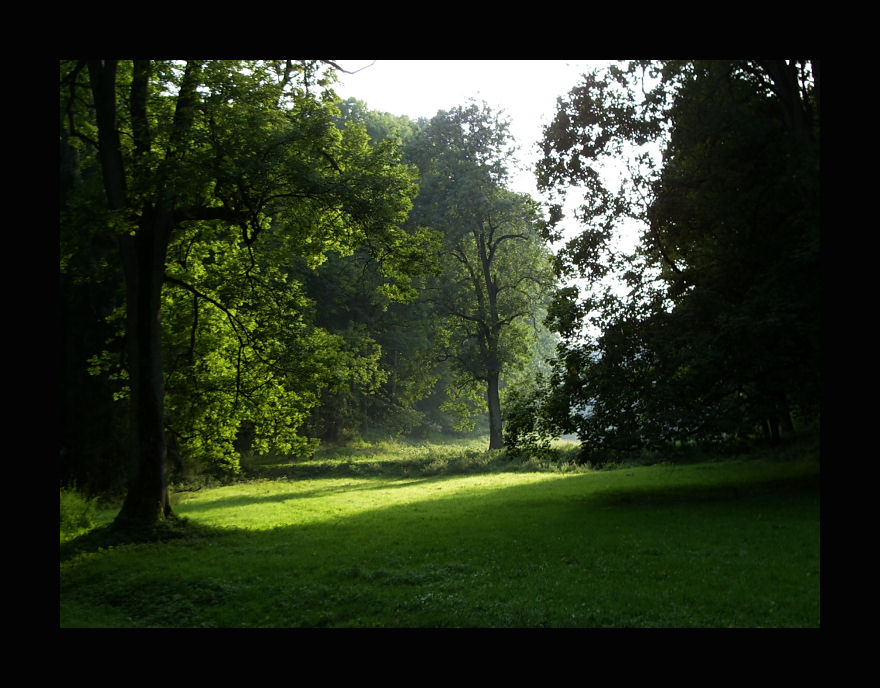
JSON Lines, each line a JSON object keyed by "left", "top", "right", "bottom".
{"left": 502, "top": 380, "right": 557, "bottom": 460}
{"left": 160, "top": 221, "right": 374, "bottom": 474}
{"left": 642, "top": 61, "right": 820, "bottom": 434}
{"left": 437, "top": 374, "right": 486, "bottom": 433}
{"left": 537, "top": 62, "right": 666, "bottom": 281}
{"left": 402, "top": 103, "right": 557, "bottom": 447}
{"left": 61, "top": 60, "right": 433, "bottom": 489}
{"left": 60, "top": 485, "right": 99, "bottom": 534}
{"left": 536, "top": 60, "right": 820, "bottom": 452}
{"left": 287, "top": 99, "right": 559, "bottom": 445}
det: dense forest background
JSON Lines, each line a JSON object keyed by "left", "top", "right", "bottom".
{"left": 60, "top": 60, "right": 819, "bottom": 530}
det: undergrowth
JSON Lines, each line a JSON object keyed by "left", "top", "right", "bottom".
{"left": 60, "top": 485, "right": 99, "bottom": 538}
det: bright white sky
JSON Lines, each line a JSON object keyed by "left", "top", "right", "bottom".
{"left": 333, "top": 60, "right": 613, "bottom": 198}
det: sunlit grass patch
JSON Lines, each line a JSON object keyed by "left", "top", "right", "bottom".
{"left": 173, "top": 471, "right": 566, "bottom": 531}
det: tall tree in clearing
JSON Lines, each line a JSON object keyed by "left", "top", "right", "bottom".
{"left": 60, "top": 60, "right": 420, "bottom": 527}
{"left": 406, "top": 103, "right": 556, "bottom": 449}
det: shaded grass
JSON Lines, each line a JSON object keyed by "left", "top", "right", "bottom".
{"left": 60, "top": 440, "right": 819, "bottom": 628}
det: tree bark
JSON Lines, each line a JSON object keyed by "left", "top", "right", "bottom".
{"left": 87, "top": 61, "right": 127, "bottom": 210}
{"left": 487, "top": 370, "right": 503, "bottom": 449}
{"left": 479, "top": 228, "right": 505, "bottom": 450}
{"left": 114, "top": 212, "right": 175, "bottom": 526}
{"left": 86, "top": 60, "right": 204, "bottom": 529}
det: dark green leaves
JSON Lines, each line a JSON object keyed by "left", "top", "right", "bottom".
{"left": 531, "top": 60, "right": 820, "bottom": 453}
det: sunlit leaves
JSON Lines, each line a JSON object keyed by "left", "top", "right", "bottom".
{"left": 63, "top": 59, "right": 430, "bottom": 478}
{"left": 162, "top": 222, "right": 388, "bottom": 473}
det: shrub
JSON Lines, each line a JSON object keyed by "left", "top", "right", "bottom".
{"left": 60, "top": 485, "right": 98, "bottom": 533}
{"left": 503, "top": 381, "right": 560, "bottom": 462}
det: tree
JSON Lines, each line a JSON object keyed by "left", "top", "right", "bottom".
{"left": 643, "top": 60, "right": 819, "bottom": 441}
{"left": 532, "top": 60, "right": 819, "bottom": 453}
{"left": 406, "top": 103, "right": 556, "bottom": 449}
{"left": 282, "top": 100, "right": 444, "bottom": 441}
{"left": 60, "top": 60, "right": 420, "bottom": 528}
{"left": 297, "top": 245, "right": 441, "bottom": 441}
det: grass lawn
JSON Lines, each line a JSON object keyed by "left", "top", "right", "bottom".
{"left": 60, "top": 437, "right": 820, "bottom": 628}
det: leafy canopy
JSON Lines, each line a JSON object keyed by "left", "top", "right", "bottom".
{"left": 514, "top": 60, "right": 819, "bottom": 457}
{"left": 61, "top": 60, "right": 429, "bottom": 476}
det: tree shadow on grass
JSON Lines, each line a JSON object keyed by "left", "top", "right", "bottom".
{"left": 583, "top": 470, "right": 820, "bottom": 509}
{"left": 241, "top": 450, "right": 515, "bottom": 482}
{"left": 59, "top": 516, "right": 234, "bottom": 562}
{"left": 62, "top": 459, "right": 820, "bottom": 562}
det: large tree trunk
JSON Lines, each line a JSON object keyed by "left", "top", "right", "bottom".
{"left": 86, "top": 59, "right": 203, "bottom": 530}
{"left": 114, "top": 213, "right": 175, "bottom": 527}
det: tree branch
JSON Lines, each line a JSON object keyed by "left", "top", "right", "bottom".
{"left": 87, "top": 60, "right": 127, "bottom": 210}
{"left": 164, "top": 275, "right": 247, "bottom": 404}
{"left": 320, "top": 59, "right": 376, "bottom": 75}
